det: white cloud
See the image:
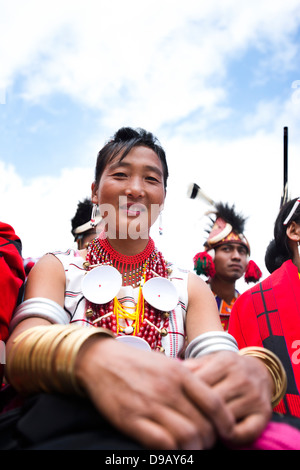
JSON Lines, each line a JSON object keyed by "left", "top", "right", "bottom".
{"left": 0, "top": 161, "right": 93, "bottom": 258}
{"left": 1, "top": 0, "right": 299, "bottom": 122}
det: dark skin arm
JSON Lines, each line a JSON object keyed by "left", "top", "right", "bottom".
{"left": 6, "top": 254, "right": 272, "bottom": 449}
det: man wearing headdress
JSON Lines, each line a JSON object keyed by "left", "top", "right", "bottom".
{"left": 193, "top": 202, "right": 262, "bottom": 330}
{"left": 71, "top": 198, "right": 102, "bottom": 250}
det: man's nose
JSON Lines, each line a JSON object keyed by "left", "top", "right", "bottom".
{"left": 231, "top": 248, "right": 241, "bottom": 259}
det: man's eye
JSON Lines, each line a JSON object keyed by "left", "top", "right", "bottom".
{"left": 146, "top": 176, "right": 159, "bottom": 182}
{"left": 113, "top": 172, "right": 127, "bottom": 177}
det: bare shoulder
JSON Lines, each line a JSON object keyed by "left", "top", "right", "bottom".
{"left": 187, "top": 271, "right": 213, "bottom": 297}
{"left": 186, "top": 271, "right": 222, "bottom": 338}
{"left": 29, "top": 252, "right": 65, "bottom": 274}
{"left": 24, "top": 253, "right": 66, "bottom": 305}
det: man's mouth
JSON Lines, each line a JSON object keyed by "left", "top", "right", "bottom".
{"left": 229, "top": 263, "right": 242, "bottom": 270}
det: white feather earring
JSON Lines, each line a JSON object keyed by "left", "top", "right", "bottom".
{"left": 159, "top": 212, "right": 163, "bottom": 236}
{"left": 90, "top": 203, "right": 98, "bottom": 227}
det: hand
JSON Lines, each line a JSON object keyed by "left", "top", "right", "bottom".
{"left": 184, "top": 351, "right": 273, "bottom": 446}
{"left": 75, "top": 337, "right": 235, "bottom": 450}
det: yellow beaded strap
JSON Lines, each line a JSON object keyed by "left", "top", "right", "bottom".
{"left": 114, "top": 268, "right": 147, "bottom": 336}
{"left": 6, "top": 324, "right": 115, "bottom": 396}
{"left": 238, "top": 346, "right": 287, "bottom": 408}
{"left": 114, "top": 285, "right": 145, "bottom": 336}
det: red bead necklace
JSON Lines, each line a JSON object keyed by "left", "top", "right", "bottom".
{"left": 84, "top": 235, "right": 170, "bottom": 351}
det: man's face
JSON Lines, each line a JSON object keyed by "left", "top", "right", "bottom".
{"left": 214, "top": 243, "right": 248, "bottom": 282}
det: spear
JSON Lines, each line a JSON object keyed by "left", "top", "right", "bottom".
{"left": 280, "top": 126, "right": 288, "bottom": 208}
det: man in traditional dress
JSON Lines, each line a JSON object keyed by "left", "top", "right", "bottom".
{"left": 193, "top": 203, "right": 261, "bottom": 330}
{"left": 23, "top": 199, "right": 102, "bottom": 278}
{"left": 71, "top": 198, "right": 102, "bottom": 250}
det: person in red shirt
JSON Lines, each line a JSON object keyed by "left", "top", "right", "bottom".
{"left": 229, "top": 197, "right": 300, "bottom": 420}
{"left": 0, "top": 222, "right": 25, "bottom": 383}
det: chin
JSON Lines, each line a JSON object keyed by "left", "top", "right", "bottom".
{"left": 231, "top": 274, "right": 243, "bottom": 282}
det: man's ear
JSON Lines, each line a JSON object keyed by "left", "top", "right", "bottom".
{"left": 91, "top": 182, "right": 98, "bottom": 204}
{"left": 286, "top": 221, "right": 300, "bottom": 243}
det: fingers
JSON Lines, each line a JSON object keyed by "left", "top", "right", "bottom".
{"left": 86, "top": 351, "right": 218, "bottom": 449}
{"left": 218, "top": 379, "right": 272, "bottom": 442}
{"left": 224, "top": 413, "right": 270, "bottom": 446}
{"left": 120, "top": 417, "right": 178, "bottom": 450}
{"left": 121, "top": 403, "right": 217, "bottom": 450}
{"left": 182, "top": 373, "right": 235, "bottom": 441}
{"left": 117, "top": 370, "right": 220, "bottom": 450}
{"left": 184, "top": 351, "right": 237, "bottom": 387}
{"left": 185, "top": 352, "right": 273, "bottom": 446}
{"left": 82, "top": 341, "right": 236, "bottom": 450}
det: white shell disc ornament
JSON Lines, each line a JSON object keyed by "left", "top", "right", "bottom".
{"left": 116, "top": 335, "right": 151, "bottom": 351}
{"left": 82, "top": 265, "right": 122, "bottom": 304}
{"left": 142, "top": 277, "right": 179, "bottom": 312}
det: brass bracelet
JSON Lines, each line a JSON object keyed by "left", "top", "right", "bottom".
{"left": 32, "top": 325, "right": 73, "bottom": 393}
{"left": 6, "top": 324, "right": 115, "bottom": 396}
{"left": 7, "top": 325, "right": 77, "bottom": 394}
{"left": 54, "top": 326, "right": 114, "bottom": 395}
{"left": 7, "top": 326, "right": 50, "bottom": 393}
{"left": 44, "top": 325, "right": 84, "bottom": 394}
{"left": 238, "top": 346, "right": 287, "bottom": 408}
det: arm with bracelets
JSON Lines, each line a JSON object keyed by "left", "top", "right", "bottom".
{"left": 184, "top": 332, "right": 286, "bottom": 445}
{"left": 5, "top": 254, "right": 236, "bottom": 450}
{"left": 5, "top": 253, "right": 116, "bottom": 397}
{"left": 184, "top": 272, "right": 287, "bottom": 446}
{"left": 5, "top": 255, "right": 287, "bottom": 449}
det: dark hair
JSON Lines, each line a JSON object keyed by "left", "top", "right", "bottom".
{"left": 94, "top": 127, "right": 169, "bottom": 188}
{"left": 265, "top": 197, "right": 300, "bottom": 273}
{"left": 71, "top": 198, "right": 93, "bottom": 236}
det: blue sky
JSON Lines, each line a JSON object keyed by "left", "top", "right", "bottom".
{"left": 1, "top": 0, "right": 300, "bottom": 291}
{"left": 0, "top": 88, "right": 101, "bottom": 178}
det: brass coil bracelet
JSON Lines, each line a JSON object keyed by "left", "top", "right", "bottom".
{"left": 6, "top": 324, "right": 115, "bottom": 396}
{"left": 238, "top": 346, "right": 287, "bottom": 408}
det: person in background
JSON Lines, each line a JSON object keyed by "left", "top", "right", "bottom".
{"left": 0, "top": 222, "right": 25, "bottom": 386}
{"left": 229, "top": 197, "right": 300, "bottom": 422}
{"left": 193, "top": 202, "right": 262, "bottom": 330}
{"left": 71, "top": 198, "right": 102, "bottom": 250}
{"left": 23, "top": 198, "right": 102, "bottom": 278}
